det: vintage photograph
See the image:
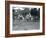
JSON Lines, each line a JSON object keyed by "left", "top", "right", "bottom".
{"left": 5, "top": 1, "right": 45, "bottom": 37}
{"left": 12, "top": 7, "right": 40, "bottom": 31}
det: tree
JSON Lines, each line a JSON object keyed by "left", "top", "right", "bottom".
{"left": 22, "top": 8, "right": 29, "bottom": 17}
{"left": 30, "top": 8, "right": 40, "bottom": 17}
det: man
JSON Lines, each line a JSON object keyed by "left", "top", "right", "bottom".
{"left": 18, "top": 14, "right": 24, "bottom": 22}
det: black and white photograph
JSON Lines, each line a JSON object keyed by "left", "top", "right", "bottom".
{"left": 5, "top": 1, "right": 45, "bottom": 37}
{"left": 10, "top": 4, "right": 43, "bottom": 34}
{"left": 12, "top": 7, "right": 40, "bottom": 31}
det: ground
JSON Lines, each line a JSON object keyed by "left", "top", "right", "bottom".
{"left": 13, "top": 20, "right": 40, "bottom": 31}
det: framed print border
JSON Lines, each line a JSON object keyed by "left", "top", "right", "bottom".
{"left": 5, "top": 1, "right": 45, "bottom": 37}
